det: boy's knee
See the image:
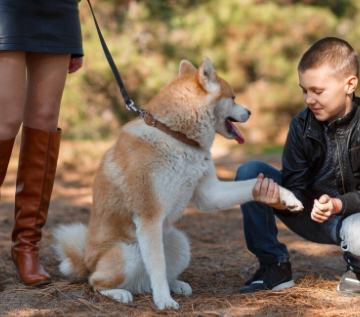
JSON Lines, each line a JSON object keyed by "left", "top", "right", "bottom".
{"left": 341, "top": 214, "right": 360, "bottom": 257}
{"left": 235, "top": 160, "right": 268, "bottom": 181}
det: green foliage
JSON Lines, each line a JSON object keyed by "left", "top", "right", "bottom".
{"left": 255, "top": 0, "right": 359, "bottom": 17}
{"left": 60, "top": 0, "right": 360, "bottom": 142}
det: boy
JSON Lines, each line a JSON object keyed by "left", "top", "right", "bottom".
{"left": 236, "top": 37, "right": 360, "bottom": 296}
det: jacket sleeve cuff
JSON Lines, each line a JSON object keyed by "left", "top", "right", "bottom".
{"left": 337, "top": 197, "right": 346, "bottom": 216}
{"left": 339, "top": 192, "right": 360, "bottom": 216}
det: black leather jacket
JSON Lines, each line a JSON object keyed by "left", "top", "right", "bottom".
{"left": 281, "top": 96, "right": 360, "bottom": 217}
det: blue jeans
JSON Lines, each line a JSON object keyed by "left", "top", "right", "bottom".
{"left": 235, "top": 160, "right": 360, "bottom": 263}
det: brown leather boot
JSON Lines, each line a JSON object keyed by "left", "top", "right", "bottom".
{"left": 0, "top": 137, "right": 15, "bottom": 290}
{"left": 11, "top": 126, "right": 61, "bottom": 286}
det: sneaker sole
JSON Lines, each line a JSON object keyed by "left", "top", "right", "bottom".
{"left": 272, "top": 280, "right": 295, "bottom": 291}
{"left": 337, "top": 284, "right": 360, "bottom": 297}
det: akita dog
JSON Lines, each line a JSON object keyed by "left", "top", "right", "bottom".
{"left": 54, "top": 58, "right": 303, "bottom": 310}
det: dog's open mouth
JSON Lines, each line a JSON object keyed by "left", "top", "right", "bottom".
{"left": 225, "top": 117, "right": 245, "bottom": 144}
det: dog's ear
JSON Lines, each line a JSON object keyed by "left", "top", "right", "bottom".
{"left": 179, "top": 60, "right": 197, "bottom": 75}
{"left": 198, "top": 57, "right": 220, "bottom": 93}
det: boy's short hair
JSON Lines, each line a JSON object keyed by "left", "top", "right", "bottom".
{"left": 298, "top": 37, "right": 359, "bottom": 79}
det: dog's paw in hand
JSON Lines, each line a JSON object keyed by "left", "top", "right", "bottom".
{"left": 279, "top": 187, "right": 304, "bottom": 212}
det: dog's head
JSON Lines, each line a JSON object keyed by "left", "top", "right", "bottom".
{"left": 145, "top": 57, "right": 250, "bottom": 148}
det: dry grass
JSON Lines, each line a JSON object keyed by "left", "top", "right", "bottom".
{"left": 1, "top": 138, "right": 360, "bottom": 317}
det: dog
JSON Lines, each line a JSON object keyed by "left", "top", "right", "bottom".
{"left": 53, "top": 57, "right": 303, "bottom": 310}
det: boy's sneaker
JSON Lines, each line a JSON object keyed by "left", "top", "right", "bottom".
{"left": 239, "top": 254, "right": 295, "bottom": 294}
{"left": 337, "top": 269, "right": 360, "bottom": 296}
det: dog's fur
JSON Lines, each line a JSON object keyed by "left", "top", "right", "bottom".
{"left": 53, "top": 58, "right": 303, "bottom": 310}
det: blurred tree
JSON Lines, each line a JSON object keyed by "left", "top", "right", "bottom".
{"left": 254, "top": 0, "right": 358, "bottom": 17}
{"left": 61, "top": 0, "right": 360, "bottom": 143}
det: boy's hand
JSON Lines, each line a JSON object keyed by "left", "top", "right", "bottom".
{"left": 253, "top": 173, "right": 286, "bottom": 210}
{"left": 311, "top": 194, "right": 341, "bottom": 223}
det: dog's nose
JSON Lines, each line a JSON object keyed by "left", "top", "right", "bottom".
{"left": 247, "top": 109, "right": 251, "bottom": 116}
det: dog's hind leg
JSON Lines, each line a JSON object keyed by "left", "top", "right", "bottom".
{"left": 163, "top": 226, "right": 192, "bottom": 296}
{"left": 89, "top": 245, "right": 133, "bottom": 304}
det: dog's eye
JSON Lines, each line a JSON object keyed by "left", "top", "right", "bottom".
{"left": 231, "top": 96, "right": 235, "bottom": 100}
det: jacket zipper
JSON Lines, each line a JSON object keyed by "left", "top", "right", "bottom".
{"left": 335, "top": 134, "right": 346, "bottom": 194}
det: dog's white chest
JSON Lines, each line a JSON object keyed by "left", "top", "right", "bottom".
{"left": 158, "top": 154, "right": 209, "bottom": 224}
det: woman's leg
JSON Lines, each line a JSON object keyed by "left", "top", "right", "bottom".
{"left": 0, "top": 51, "right": 26, "bottom": 289}
{"left": 11, "top": 52, "right": 70, "bottom": 286}
{"left": 24, "top": 52, "right": 70, "bottom": 131}
{"left": 0, "top": 51, "right": 26, "bottom": 194}
{"left": 0, "top": 51, "right": 26, "bottom": 139}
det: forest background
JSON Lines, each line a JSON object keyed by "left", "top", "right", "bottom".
{"left": 62, "top": 0, "right": 360, "bottom": 145}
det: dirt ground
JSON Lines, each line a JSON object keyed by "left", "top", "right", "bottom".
{"left": 1, "top": 137, "right": 360, "bottom": 317}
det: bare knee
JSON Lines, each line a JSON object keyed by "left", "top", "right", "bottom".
{"left": 24, "top": 104, "right": 60, "bottom": 132}
{"left": 0, "top": 118, "right": 22, "bottom": 140}
{"left": 0, "top": 51, "right": 26, "bottom": 139}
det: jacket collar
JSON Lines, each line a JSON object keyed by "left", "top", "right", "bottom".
{"left": 327, "top": 97, "right": 359, "bottom": 130}
{"left": 305, "top": 95, "right": 360, "bottom": 140}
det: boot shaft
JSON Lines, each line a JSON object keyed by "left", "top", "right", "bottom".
{"left": 12, "top": 126, "right": 62, "bottom": 245}
{"left": 11, "top": 126, "right": 61, "bottom": 286}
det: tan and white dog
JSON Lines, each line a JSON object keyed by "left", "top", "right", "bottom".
{"left": 54, "top": 58, "right": 303, "bottom": 310}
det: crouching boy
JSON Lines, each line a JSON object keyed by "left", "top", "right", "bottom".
{"left": 236, "top": 37, "right": 360, "bottom": 296}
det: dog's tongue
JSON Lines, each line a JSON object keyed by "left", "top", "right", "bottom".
{"left": 226, "top": 118, "right": 245, "bottom": 144}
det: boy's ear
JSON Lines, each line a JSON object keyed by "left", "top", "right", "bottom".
{"left": 345, "top": 75, "right": 358, "bottom": 94}
{"left": 197, "top": 57, "right": 220, "bottom": 93}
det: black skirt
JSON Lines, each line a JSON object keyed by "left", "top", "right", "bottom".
{"left": 0, "top": 0, "right": 83, "bottom": 58}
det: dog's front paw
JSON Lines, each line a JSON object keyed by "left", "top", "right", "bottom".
{"left": 100, "top": 289, "right": 133, "bottom": 303}
{"left": 170, "top": 280, "right": 192, "bottom": 296}
{"left": 279, "top": 187, "right": 304, "bottom": 212}
{"left": 154, "top": 293, "right": 179, "bottom": 310}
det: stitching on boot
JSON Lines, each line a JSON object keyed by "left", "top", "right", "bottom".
{"left": 35, "top": 133, "right": 51, "bottom": 228}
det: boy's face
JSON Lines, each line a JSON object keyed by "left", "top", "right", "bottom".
{"left": 298, "top": 66, "right": 354, "bottom": 122}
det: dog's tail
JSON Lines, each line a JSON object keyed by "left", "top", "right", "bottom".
{"left": 53, "top": 222, "right": 89, "bottom": 278}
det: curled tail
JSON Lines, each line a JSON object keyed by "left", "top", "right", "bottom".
{"left": 53, "top": 222, "right": 89, "bottom": 278}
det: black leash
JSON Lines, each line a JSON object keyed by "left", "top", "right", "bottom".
{"left": 86, "top": 0, "right": 141, "bottom": 115}
{"left": 85, "top": 0, "right": 201, "bottom": 147}
{"left": 86, "top": 0, "right": 200, "bottom": 146}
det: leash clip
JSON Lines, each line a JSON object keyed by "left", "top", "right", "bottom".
{"left": 125, "top": 100, "right": 138, "bottom": 112}
{"left": 141, "top": 110, "right": 157, "bottom": 127}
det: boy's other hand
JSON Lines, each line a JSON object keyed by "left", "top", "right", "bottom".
{"left": 311, "top": 194, "right": 341, "bottom": 223}
{"left": 253, "top": 173, "right": 286, "bottom": 210}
